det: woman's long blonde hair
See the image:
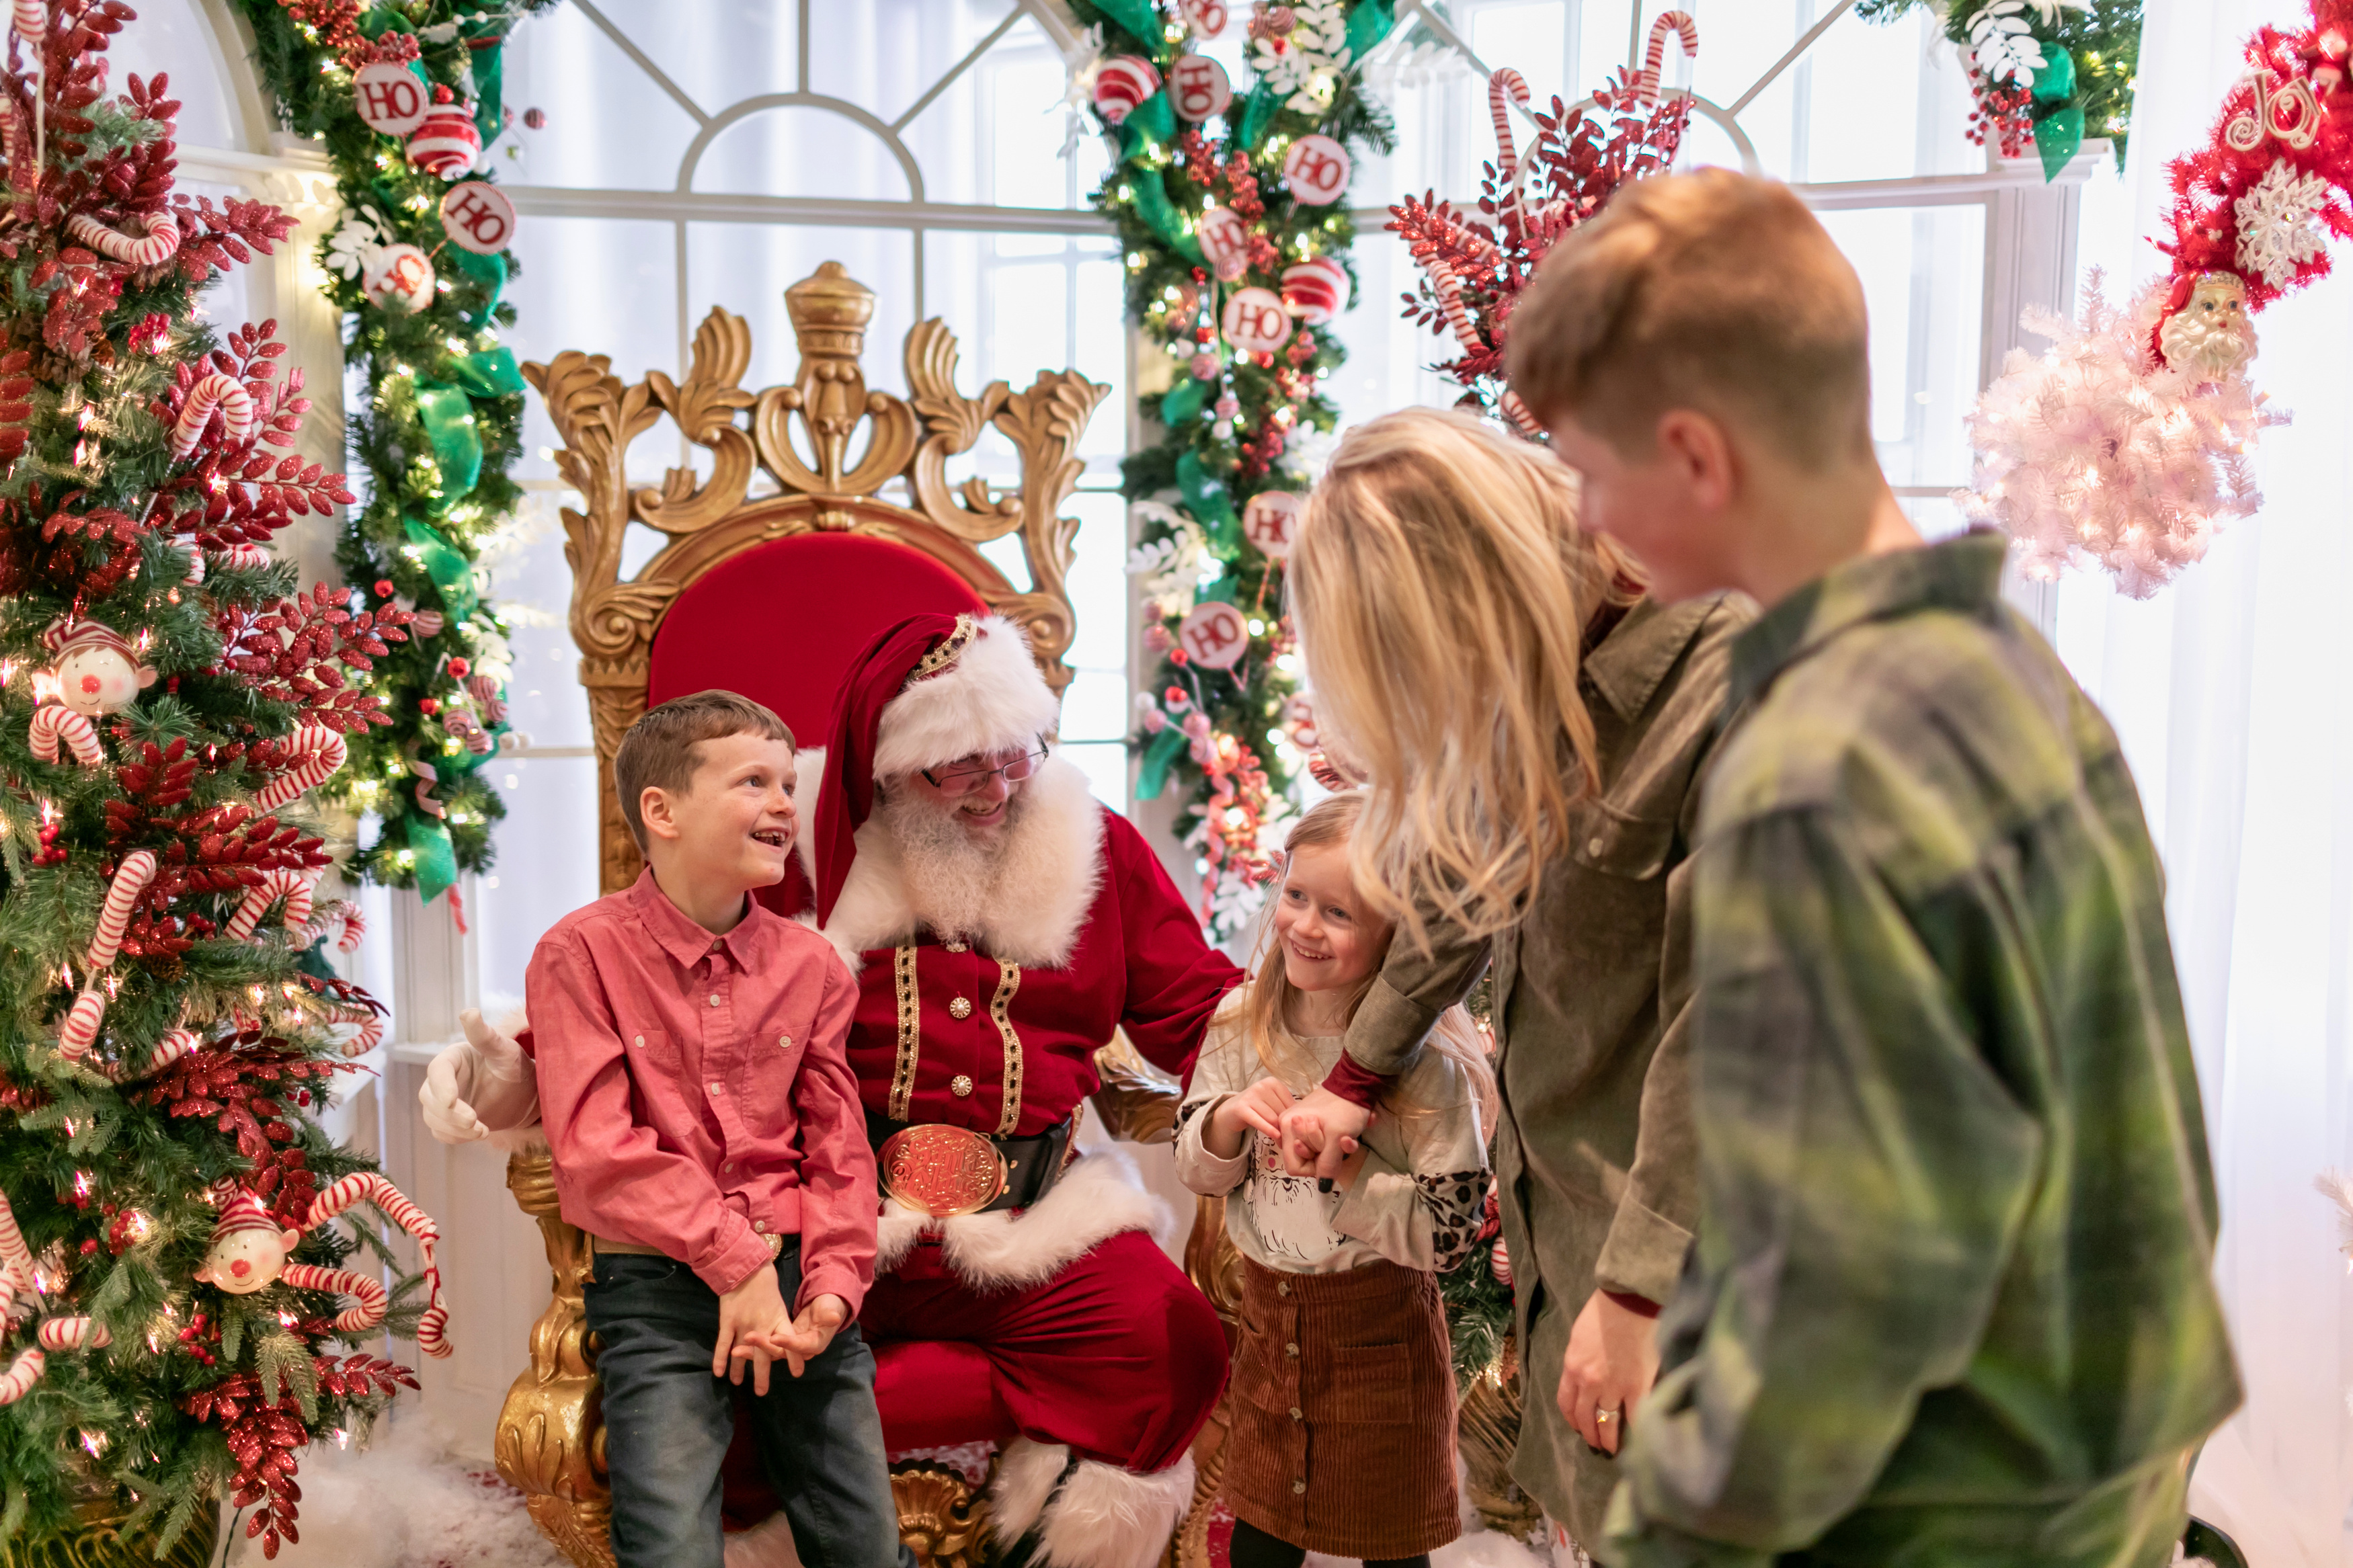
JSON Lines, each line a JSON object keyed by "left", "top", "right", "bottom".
{"left": 1289, "top": 408, "right": 1644, "bottom": 950}
{"left": 1241, "top": 792, "right": 1495, "bottom": 1131}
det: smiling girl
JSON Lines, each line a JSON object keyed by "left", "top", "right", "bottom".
{"left": 1173, "top": 792, "right": 1492, "bottom": 1568}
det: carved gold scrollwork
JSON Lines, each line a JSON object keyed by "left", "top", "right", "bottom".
{"left": 524, "top": 262, "right": 1106, "bottom": 896}
{"left": 634, "top": 308, "right": 757, "bottom": 534}
{"left": 889, "top": 1462, "right": 992, "bottom": 1567}
{"left": 495, "top": 1150, "right": 616, "bottom": 1568}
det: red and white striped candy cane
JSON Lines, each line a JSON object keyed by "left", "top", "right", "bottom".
{"left": 1636, "top": 11, "right": 1700, "bottom": 104}
{"left": 255, "top": 725, "right": 347, "bottom": 811}
{"left": 208, "top": 542, "right": 269, "bottom": 572}
{"left": 91, "top": 1027, "right": 198, "bottom": 1084}
{"left": 1499, "top": 387, "right": 1546, "bottom": 439}
{"left": 28, "top": 704, "right": 101, "bottom": 767}
{"left": 11, "top": 0, "right": 43, "bottom": 42}
{"left": 326, "top": 1003, "right": 383, "bottom": 1059}
{"left": 0, "top": 1191, "right": 36, "bottom": 1297}
{"left": 1488, "top": 69, "right": 1531, "bottom": 223}
{"left": 281, "top": 1262, "right": 389, "bottom": 1335}
{"left": 1427, "top": 257, "right": 1488, "bottom": 360}
{"left": 35, "top": 1316, "right": 107, "bottom": 1352}
{"left": 56, "top": 988, "right": 106, "bottom": 1063}
{"left": 13, "top": 1, "right": 42, "bottom": 185}
{"left": 224, "top": 868, "right": 315, "bottom": 944}
{"left": 64, "top": 210, "right": 181, "bottom": 268}
{"left": 0, "top": 1347, "right": 44, "bottom": 1405}
{"left": 168, "top": 372, "right": 256, "bottom": 460}
{"left": 85, "top": 849, "right": 156, "bottom": 973}
{"left": 306, "top": 1173, "right": 450, "bottom": 1358}
{"left": 331, "top": 903, "right": 366, "bottom": 954}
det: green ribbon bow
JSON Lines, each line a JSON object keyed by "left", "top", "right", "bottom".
{"left": 1175, "top": 450, "right": 1238, "bottom": 537}
{"left": 1119, "top": 90, "right": 1179, "bottom": 164}
{"left": 1091, "top": 0, "right": 1164, "bottom": 47}
{"left": 1159, "top": 377, "right": 1210, "bottom": 427}
{"left": 1135, "top": 724, "right": 1187, "bottom": 802}
{"left": 444, "top": 246, "right": 508, "bottom": 327}
{"left": 1238, "top": 84, "right": 1279, "bottom": 151}
{"left": 403, "top": 515, "right": 479, "bottom": 622}
{"left": 408, "top": 817, "right": 459, "bottom": 904}
{"left": 1345, "top": 0, "right": 1397, "bottom": 57}
{"left": 446, "top": 345, "right": 527, "bottom": 400}
{"left": 411, "top": 384, "right": 483, "bottom": 503}
{"left": 1127, "top": 170, "right": 1206, "bottom": 264}
{"left": 2034, "top": 104, "right": 2084, "bottom": 181}
{"left": 463, "top": 17, "right": 507, "bottom": 149}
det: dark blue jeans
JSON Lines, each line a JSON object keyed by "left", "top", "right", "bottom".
{"left": 582, "top": 1241, "right": 913, "bottom": 1568}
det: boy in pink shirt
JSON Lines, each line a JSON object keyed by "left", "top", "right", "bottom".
{"left": 528, "top": 689, "right": 911, "bottom": 1568}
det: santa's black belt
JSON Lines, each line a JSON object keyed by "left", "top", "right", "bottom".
{"left": 865, "top": 1109, "right": 1076, "bottom": 1219}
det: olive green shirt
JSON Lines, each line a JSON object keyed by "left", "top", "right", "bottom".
{"left": 1343, "top": 592, "right": 1753, "bottom": 1544}
{"left": 1605, "top": 535, "right": 2241, "bottom": 1567}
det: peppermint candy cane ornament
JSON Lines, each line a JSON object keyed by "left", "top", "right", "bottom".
{"left": 168, "top": 371, "right": 256, "bottom": 460}
{"left": 1489, "top": 69, "right": 1531, "bottom": 225}
{"left": 86, "top": 1027, "right": 198, "bottom": 1084}
{"left": 28, "top": 704, "right": 102, "bottom": 766}
{"left": 35, "top": 1317, "right": 108, "bottom": 1352}
{"left": 13, "top": 0, "right": 42, "bottom": 177}
{"left": 207, "top": 542, "right": 270, "bottom": 572}
{"left": 64, "top": 210, "right": 181, "bottom": 268}
{"left": 1635, "top": 11, "right": 1700, "bottom": 105}
{"left": 0, "top": 1348, "right": 44, "bottom": 1405}
{"left": 281, "top": 1262, "right": 389, "bottom": 1335}
{"left": 56, "top": 988, "right": 106, "bottom": 1063}
{"left": 325, "top": 1003, "right": 383, "bottom": 1059}
{"left": 255, "top": 725, "right": 348, "bottom": 811}
{"left": 0, "top": 1190, "right": 36, "bottom": 1296}
{"left": 307, "top": 1173, "right": 450, "bottom": 1357}
{"left": 224, "top": 868, "right": 315, "bottom": 944}
{"left": 85, "top": 849, "right": 156, "bottom": 972}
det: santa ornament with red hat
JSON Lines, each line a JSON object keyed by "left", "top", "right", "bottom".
{"left": 422, "top": 612, "right": 1242, "bottom": 1568}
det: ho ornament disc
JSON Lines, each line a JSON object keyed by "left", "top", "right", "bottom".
{"left": 1169, "top": 54, "right": 1234, "bottom": 122}
{"left": 1220, "top": 286, "right": 1292, "bottom": 355}
{"left": 439, "top": 181, "right": 516, "bottom": 255}
{"left": 1282, "top": 134, "right": 1352, "bottom": 206}
{"left": 354, "top": 61, "right": 430, "bottom": 135}
{"left": 1179, "top": 602, "right": 1250, "bottom": 669}
{"left": 1198, "top": 206, "right": 1253, "bottom": 282}
{"left": 1241, "top": 491, "right": 1304, "bottom": 559}
{"left": 362, "top": 243, "right": 437, "bottom": 313}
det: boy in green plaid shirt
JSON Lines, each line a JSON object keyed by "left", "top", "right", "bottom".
{"left": 1507, "top": 168, "right": 2242, "bottom": 1567}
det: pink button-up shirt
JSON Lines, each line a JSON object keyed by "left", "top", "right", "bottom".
{"left": 528, "top": 870, "right": 875, "bottom": 1309}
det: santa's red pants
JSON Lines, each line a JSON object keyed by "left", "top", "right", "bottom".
{"left": 863, "top": 1229, "right": 1230, "bottom": 1473}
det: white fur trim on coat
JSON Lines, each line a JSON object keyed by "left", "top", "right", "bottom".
{"left": 873, "top": 1141, "right": 1168, "bottom": 1290}
{"left": 795, "top": 747, "right": 1107, "bottom": 973}
{"left": 988, "top": 1438, "right": 1197, "bottom": 1568}
{"left": 873, "top": 614, "right": 1062, "bottom": 780}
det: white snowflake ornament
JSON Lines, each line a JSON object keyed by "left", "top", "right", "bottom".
{"left": 2236, "top": 157, "right": 2333, "bottom": 290}
{"left": 324, "top": 206, "right": 391, "bottom": 282}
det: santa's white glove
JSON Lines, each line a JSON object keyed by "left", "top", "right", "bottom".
{"left": 419, "top": 1008, "right": 538, "bottom": 1144}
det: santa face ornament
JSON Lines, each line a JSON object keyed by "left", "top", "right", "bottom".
{"left": 44, "top": 620, "right": 157, "bottom": 717}
{"left": 2158, "top": 272, "right": 2257, "bottom": 383}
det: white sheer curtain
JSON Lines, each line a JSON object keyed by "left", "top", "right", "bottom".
{"left": 2056, "top": 5, "right": 2353, "bottom": 1562}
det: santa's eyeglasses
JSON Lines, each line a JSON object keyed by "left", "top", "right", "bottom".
{"left": 921, "top": 741, "right": 1050, "bottom": 795}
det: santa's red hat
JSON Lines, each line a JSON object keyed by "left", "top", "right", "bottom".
{"left": 807, "top": 612, "right": 1061, "bottom": 923}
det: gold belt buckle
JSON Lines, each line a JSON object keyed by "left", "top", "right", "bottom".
{"left": 878, "top": 1124, "right": 1008, "bottom": 1218}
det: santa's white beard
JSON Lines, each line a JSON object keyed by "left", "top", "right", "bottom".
{"left": 877, "top": 788, "right": 1026, "bottom": 943}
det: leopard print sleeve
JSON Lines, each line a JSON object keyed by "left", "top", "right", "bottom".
{"left": 1412, "top": 1171, "right": 1491, "bottom": 1273}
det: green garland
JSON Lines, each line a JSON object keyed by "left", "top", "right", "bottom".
{"left": 1071, "top": 0, "right": 1394, "bottom": 939}
{"left": 1859, "top": 0, "right": 2141, "bottom": 175}
{"left": 233, "top": 0, "right": 561, "bottom": 907}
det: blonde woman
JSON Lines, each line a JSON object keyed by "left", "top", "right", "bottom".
{"left": 1275, "top": 407, "right": 1749, "bottom": 1559}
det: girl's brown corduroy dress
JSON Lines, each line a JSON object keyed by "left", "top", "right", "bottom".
{"left": 1223, "top": 1253, "right": 1459, "bottom": 1558}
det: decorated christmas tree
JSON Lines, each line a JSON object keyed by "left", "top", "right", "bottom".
{"left": 0, "top": 2, "right": 446, "bottom": 1557}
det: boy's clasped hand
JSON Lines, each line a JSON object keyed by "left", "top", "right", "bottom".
{"left": 713, "top": 1268, "right": 849, "bottom": 1394}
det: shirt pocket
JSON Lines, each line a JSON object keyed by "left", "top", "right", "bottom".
{"left": 1565, "top": 798, "right": 1677, "bottom": 882}
{"left": 738, "top": 1001, "right": 819, "bottom": 1134}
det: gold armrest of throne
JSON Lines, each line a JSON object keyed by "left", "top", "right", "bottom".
{"left": 493, "top": 1043, "right": 1205, "bottom": 1568}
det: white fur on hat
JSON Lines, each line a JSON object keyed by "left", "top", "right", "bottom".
{"left": 873, "top": 614, "right": 1062, "bottom": 779}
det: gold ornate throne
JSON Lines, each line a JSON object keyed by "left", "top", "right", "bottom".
{"left": 500, "top": 263, "right": 1244, "bottom": 1567}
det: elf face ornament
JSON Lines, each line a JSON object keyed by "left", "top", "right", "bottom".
{"left": 2158, "top": 272, "right": 2257, "bottom": 383}
{"left": 43, "top": 620, "right": 156, "bottom": 718}
{"left": 192, "top": 1191, "right": 299, "bottom": 1296}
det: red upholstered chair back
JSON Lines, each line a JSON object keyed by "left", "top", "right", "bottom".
{"left": 647, "top": 533, "right": 986, "bottom": 750}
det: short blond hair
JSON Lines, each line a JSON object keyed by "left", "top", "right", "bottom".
{"left": 1290, "top": 407, "right": 1642, "bottom": 948}
{"left": 614, "top": 690, "right": 793, "bottom": 852}
{"left": 1506, "top": 168, "right": 1872, "bottom": 470}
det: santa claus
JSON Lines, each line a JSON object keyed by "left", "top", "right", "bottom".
{"left": 422, "top": 612, "right": 1242, "bottom": 1568}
